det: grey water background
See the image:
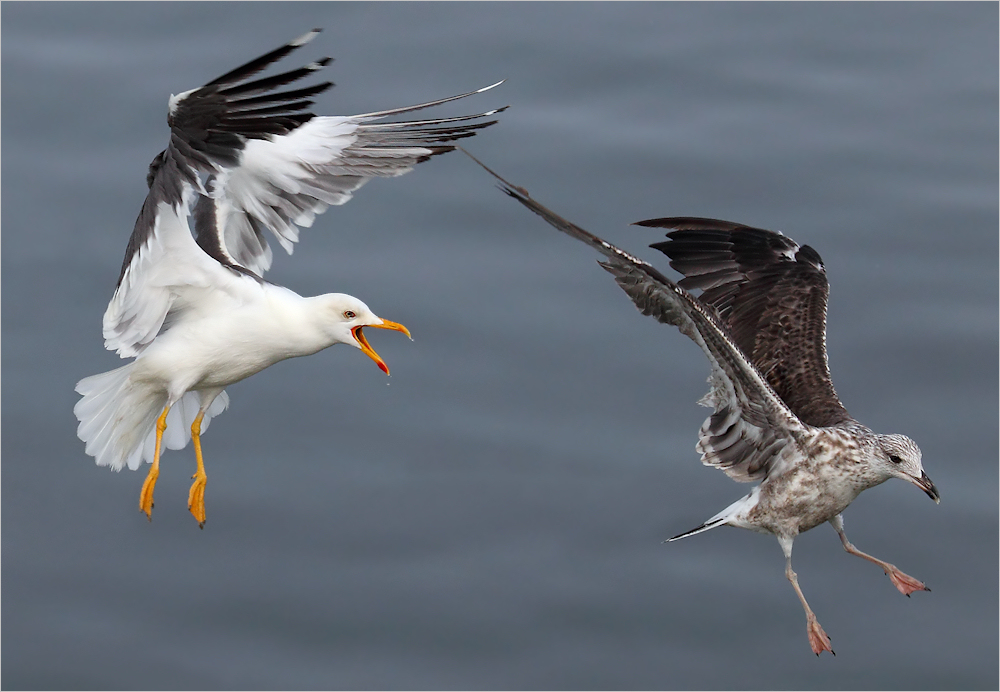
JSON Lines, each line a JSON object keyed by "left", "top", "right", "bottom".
{"left": 2, "top": 2, "right": 997, "bottom": 689}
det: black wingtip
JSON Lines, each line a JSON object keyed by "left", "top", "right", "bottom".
{"left": 632, "top": 218, "right": 674, "bottom": 228}
{"left": 632, "top": 217, "right": 751, "bottom": 232}
{"left": 665, "top": 525, "right": 707, "bottom": 541}
{"left": 457, "top": 146, "right": 532, "bottom": 200}
{"left": 206, "top": 29, "right": 332, "bottom": 89}
{"left": 290, "top": 28, "right": 323, "bottom": 46}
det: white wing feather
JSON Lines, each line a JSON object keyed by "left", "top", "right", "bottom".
{"left": 102, "top": 185, "right": 252, "bottom": 357}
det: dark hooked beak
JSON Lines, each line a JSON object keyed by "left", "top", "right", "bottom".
{"left": 912, "top": 471, "right": 940, "bottom": 504}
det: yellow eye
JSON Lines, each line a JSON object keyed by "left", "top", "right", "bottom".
{"left": 343, "top": 310, "right": 357, "bottom": 320}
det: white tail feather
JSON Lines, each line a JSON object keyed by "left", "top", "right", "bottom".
{"left": 74, "top": 364, "right": 229, "bottom": 471}
{"left": 666, "top": 488, "right": 761, "bottom": 542}
{"left": 667, "top": 517, "right": 729, "bottom": 542}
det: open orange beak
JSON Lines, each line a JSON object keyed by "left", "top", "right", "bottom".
{"left": 351, "top": 319, "right": 411, "bottom": 375}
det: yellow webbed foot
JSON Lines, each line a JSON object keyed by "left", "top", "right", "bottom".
{"left": 138, "top": 465, "right": 159, "bottom": 521}
{"left": 188, "top": 472, "right": 207, "bottom": 528}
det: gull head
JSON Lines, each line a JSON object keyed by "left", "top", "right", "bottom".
{"left": 319, "top": 294, "right": 411, "bottom": 375}
{"left": 875, "top": 434, "right": 939, "bottom": 504}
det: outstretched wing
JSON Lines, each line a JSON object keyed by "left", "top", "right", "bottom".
{"left": 464, "top": 152, "right": 808, "bottom": 482}
{"left": 200, "top": 80, "right": 506, "bottom": 276}
{"left": 636, "top": 218, "right": 852, "bottom": 427}
{"left": 104, "top": 30, "right": 504, "bottom": 357}
{"left": 181, "top": 30, "right": 505, "bottom": 277}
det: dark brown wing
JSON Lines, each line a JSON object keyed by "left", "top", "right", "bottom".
{"left": 635, "top": 217, "right": 852, "bottom": 427}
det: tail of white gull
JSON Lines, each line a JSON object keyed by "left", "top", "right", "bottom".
{"left": 74, "top": 364, "right": 229, "bottom": 471}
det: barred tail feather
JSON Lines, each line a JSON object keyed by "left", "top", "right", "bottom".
{"left": 74, "top": 364, "right": 229, "bottom": 471}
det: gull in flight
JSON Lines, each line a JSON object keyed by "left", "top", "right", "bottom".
{"left": 74, "top": 30, "right": 503, "bottom": 527}
{"left": 464, "top": 150, "right": 938, "bottom": 656}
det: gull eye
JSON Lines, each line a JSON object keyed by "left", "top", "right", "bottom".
{"left": 888, "top": 454, "right": 903, "bottom": 464}
{"left": 343, "top": 310, "right": 357, "bottom": 320}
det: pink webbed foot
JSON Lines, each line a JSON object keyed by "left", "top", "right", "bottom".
{"left": 885, "top": 566, "right": 930, "bottom": 596}
{"left": 806, "top": 615, "right": 835, "bottom": 656}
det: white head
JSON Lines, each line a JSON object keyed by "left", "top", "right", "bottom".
{"left": 317, "top": 293, "right": 411, "bottom": 375}
{"left": 874, "top": 434, "right": 939, "bottom": 503}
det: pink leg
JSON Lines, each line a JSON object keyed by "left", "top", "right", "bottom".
{"left": 830, "top": 514, "right": 929, "bottom": 596}
{"left": 779, "top": 536, "right": 834, "bottom": 656}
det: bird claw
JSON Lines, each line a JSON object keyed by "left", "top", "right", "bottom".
{"left": 886, "top": 567, "right": 929, "bottom": 596}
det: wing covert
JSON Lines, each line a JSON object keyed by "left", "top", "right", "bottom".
{"left": 103, "top": 171, "right": 251, "bottom": 357}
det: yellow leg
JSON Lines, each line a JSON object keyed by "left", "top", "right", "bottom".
{"left": 187, "top": 410, "right": 208, "bottom": 528}
{"left": 139, "top": 405, "right": 170, "bottom": 521}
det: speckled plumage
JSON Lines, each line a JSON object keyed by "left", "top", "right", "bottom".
{"left": 467, "top": 151, "right": 940, "bottom": 656}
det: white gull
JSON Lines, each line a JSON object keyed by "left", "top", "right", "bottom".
{"left": 74, "top": 30, "right": 504, "bottom": 527}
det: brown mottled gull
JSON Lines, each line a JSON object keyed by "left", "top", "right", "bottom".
{"left": 465, "top": 150, "right": 939, "bottom": 656}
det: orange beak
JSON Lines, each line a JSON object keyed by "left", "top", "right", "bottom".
{"left": 351, "top": 319, "right": 411, "bottom": 375}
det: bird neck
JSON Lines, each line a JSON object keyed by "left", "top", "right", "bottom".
{"left": 258, "top": 289, "right": 341, "bottom": 358}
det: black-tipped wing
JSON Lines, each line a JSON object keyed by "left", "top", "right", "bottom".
{"left": 464, "top": 152, "right": 808, "bottom": 482}
{"left": 105, "top": 29, "right": 335, "bottom": 356}
{"left": 201, "top": 80, "right": 506, "bottom": 277}
{"left": 636, "top": 218, "right": 851, "bottom": 427}
{"left": 104, "top": 30, "right": 504, "bottom": 357}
